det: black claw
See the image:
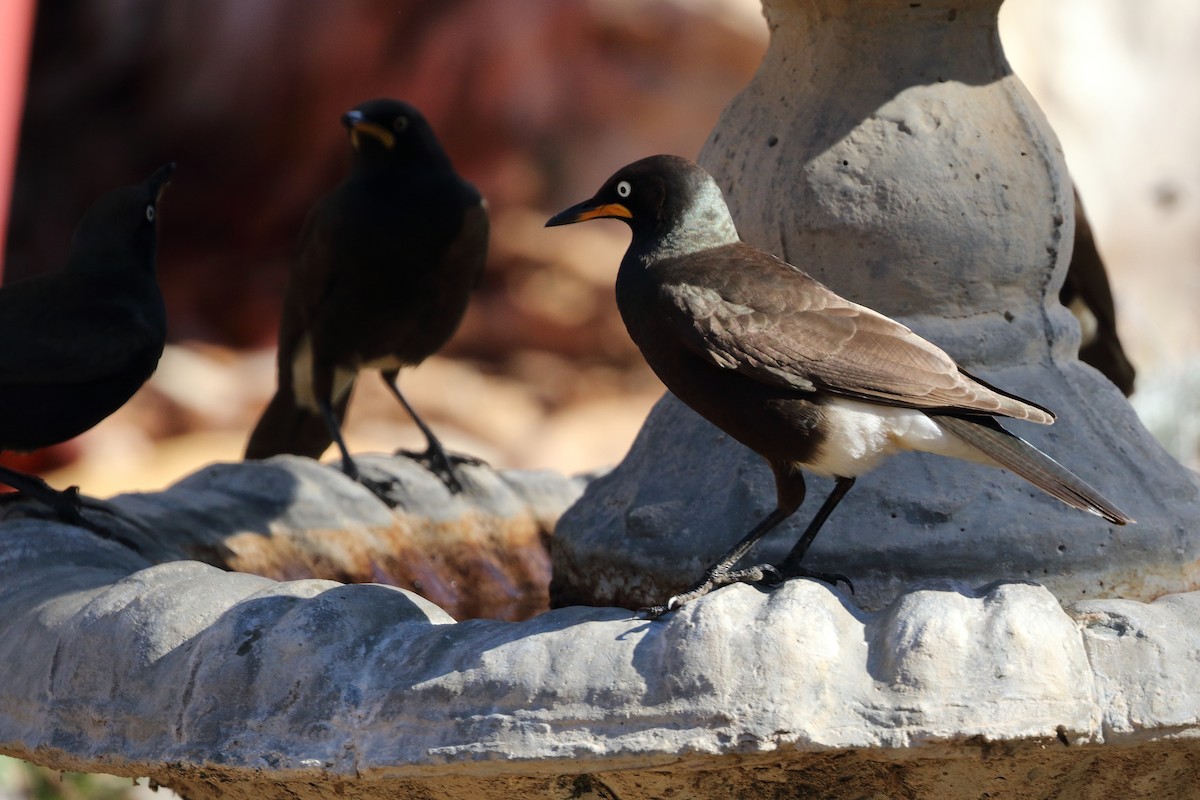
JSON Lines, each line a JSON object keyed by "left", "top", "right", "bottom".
{"left": 334, "top": 456, "right": 405, "bottom": 505}
{"left": 779, "top": 562, "right": 855, "bottom": 594}
{"left": 395, "top": 447, "right": 484, "bottom": 494}
{"left": 359, "top": 476, "right": 403, "bottom": 508}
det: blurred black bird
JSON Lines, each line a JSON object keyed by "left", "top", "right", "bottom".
{"left": 0, "top": 164, "right": 174, "bottom": 525}
{"left": 245, "top": 99, "right": 489, "bottom": 496}
{"left": 546, "top": 155, "right": 1132, "bottom": 617}
{"left": 1061, "top": 186, "right": 1136, "bottom": 396}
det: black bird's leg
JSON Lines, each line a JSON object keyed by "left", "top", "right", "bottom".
{"left": 638, "top": 506, "right": 795, "bottom": 619}
{"left": 319, "top": 395, "right": 401, "bottom": 505}
{"left": 319, "top": 396, "right": 360, "bottom": 480}
{"left": 380, "top": 370, "right": 481, "bottom": 494}
{"left": 0, "top": 464, "right": 87, "bottom": 526}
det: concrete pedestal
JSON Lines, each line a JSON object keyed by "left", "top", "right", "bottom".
{"left": 551, "top": 0, "right": 1200, "bottom": 612}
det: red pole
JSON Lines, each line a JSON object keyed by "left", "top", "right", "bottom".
{"left": 0, "top": 0, "right": 37, "bottom": 284}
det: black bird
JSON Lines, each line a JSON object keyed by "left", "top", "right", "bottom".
{"left": 546, "top": 155, "right": 1133, "bottom": 617}
{"left": 245, "top": 99, "right": 489, "bottom": 496}
{"left": 0, "top": 164, "right": 174, "bottom": 525}
{"left": 1061, "top": 186, "right": 1135, "bottom": 396}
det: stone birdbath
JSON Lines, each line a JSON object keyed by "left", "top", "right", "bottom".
{"left": 2, "top": 1, "right": 1198, "bottom": 799}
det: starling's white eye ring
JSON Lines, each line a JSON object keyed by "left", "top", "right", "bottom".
{"left": 616, "top": 181, "right": 631, "bottom": 198}
{"left": 145, "top": 205, "right": 155, "bottom": 222}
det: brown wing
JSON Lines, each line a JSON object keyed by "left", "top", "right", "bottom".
{"left": 655, "top": 243, "right": 1053, "bottom": 423}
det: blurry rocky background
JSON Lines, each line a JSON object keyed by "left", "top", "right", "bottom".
{"left": 0, "top": 0, "right": 766, "bottom": 497}
{"left": 3, "top": 0, "right": 1199, "bottom": 499}
{"left": 0, "top": 0, "right": 1197, "bottom": 797}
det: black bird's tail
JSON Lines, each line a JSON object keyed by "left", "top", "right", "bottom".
{"left": 245, "top": 389, "right": 346, "bottom": 461}
{"left": 931, "top": 414, "right": 1133, "bottom": 525}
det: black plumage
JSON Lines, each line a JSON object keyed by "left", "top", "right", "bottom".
{"left": 546, "top": 154, "right": 1132, "bottom": 617}
{"left": 245, "top": 99, "right": 488, "bottom": 496}
{"left": 0, "top": 163, "right": 174, "bottom": 524}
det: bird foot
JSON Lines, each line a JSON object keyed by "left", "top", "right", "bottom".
{"left": 637, "top": 563, "right": 781, "bottom": 619}
{"left": 394, "top": 447, "right": 485, "bottom": 495}
{"left": 0, "top": 484, "right": 147, "bottom": 551}
{"left": 356, "top": 474, "right": 405, "bottom": 508}
{"left": 774, "top": 560, "right": 856, "bottom": 594}
{"left": 0, "top": 481, "right": 85, "bottom": 525}
{"left": 636, "top": 562, "right": 853, "bottom": 619}
{"left": 338, "top": 459, "right": 405, "bottom": 508}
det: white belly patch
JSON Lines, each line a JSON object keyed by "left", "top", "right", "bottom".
{"left": 804, "top": 398, "right": 998, "bottom": 478}
{"left": 290, "top": 333, "right": 356, "bottom": 412}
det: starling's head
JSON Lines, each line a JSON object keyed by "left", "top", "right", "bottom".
{"left": 68, "top": 163, "right": 174, "bottom": 273}
{"left": 342, "top": 98, "right": 445, "bottom": 165}
{"left": 545, "top": 155, "right": 739, "bottom": 259}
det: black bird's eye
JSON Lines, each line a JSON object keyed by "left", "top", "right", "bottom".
{"left": 393, "top": 116, "right": 409, "bottom": 133}
{"left": 616, "top": 180, "right": 632, "bottom": 198}
{"left": 145, "top": 204, "right": 155, "bottom": 222}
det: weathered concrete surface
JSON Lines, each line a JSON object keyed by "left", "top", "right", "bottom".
{"left": 1, "top": 511, "right": 1198, "bottom": 799}
{"left": 0, "top": 454, "right": 583, "bottom": 621}
{"left": 551, "top": 0, "right": 1200, "bottom": 612}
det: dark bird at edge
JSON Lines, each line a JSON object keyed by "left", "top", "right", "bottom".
{"left": 1061, "top": 186, "right": 1136, "bottom": 396}
{"left": 0, "top": 164, "right": 174, "bottom": 527}
{"left": 546, "top": 154, "right": 1133, "bottom": 618}
{"left": 244, "top": 98, "right": 489, "bottom": 497}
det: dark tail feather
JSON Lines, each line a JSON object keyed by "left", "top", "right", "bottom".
{"left": 931, "top": 414, "right": 1134, "bottom": 525}
{"left": 245, "top": 389, "right": 346, "bottom": 461}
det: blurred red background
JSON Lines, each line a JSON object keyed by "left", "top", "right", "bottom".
{"left": 1, "top": 0, "right": 1197, "bottom": 495}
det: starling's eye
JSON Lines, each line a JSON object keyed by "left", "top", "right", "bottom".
{"left": 145, "top": 205, "right": 155, "bottom": 222}
{"left": 616, "top": 180, "right": 631, "bottom": 198}
{"left": 393, "top": 116, "right": 409, "bottom": 133}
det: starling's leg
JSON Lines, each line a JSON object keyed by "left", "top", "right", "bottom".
{"left": 729, "top": 475, "right": 855, "bottom": 594}
{"left": 638, "top": 475, "right": 857, "bottom": 619}
{"left": 775, "top": 476, "right": 856, "bottom": 581}
{"left": 638, "top": 506, "right": 795, "bottom": 619}
{"left": 380, "top": 370, "right": 481, "bottom": 494}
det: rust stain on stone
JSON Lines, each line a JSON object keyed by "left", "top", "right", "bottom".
{"left": 220, "top": 510, "right": 551, "bottom": 622}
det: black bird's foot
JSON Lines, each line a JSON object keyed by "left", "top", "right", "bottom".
{"left": 636, "top": 562, "right": 782, "bottom": 619}
{"left": 395, "top": 445, "right": 485, "bottom": 495}
{"left": 358, "top": 475, "right": 404, "bottom": 508}
{"left": 0, "top": 479, "right": 86, "bottom": 526}
{"left": 53, "top": 485, "right": 88, "bottom": 526}
{"left": 38, "top": 483, "right": 88, "bottom": 527}
{"left": 0, "top": 482, "right": 147, "bottom": 552}
{"left": 339, "top": 459, "right": 404, "bottom": 508}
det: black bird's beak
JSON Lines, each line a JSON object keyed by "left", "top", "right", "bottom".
{"left": 147, "top": 162, "right": 175, "bottom": 202}
{"left": 545, "top": 197, "right": 633, "bottom": 227}
{"left": 343, "top": 109, "right": 395, "bottom": 150}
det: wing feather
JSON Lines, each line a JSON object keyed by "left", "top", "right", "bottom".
{"left": 653, "top": 243, "right": 1052, "bottom": 422}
